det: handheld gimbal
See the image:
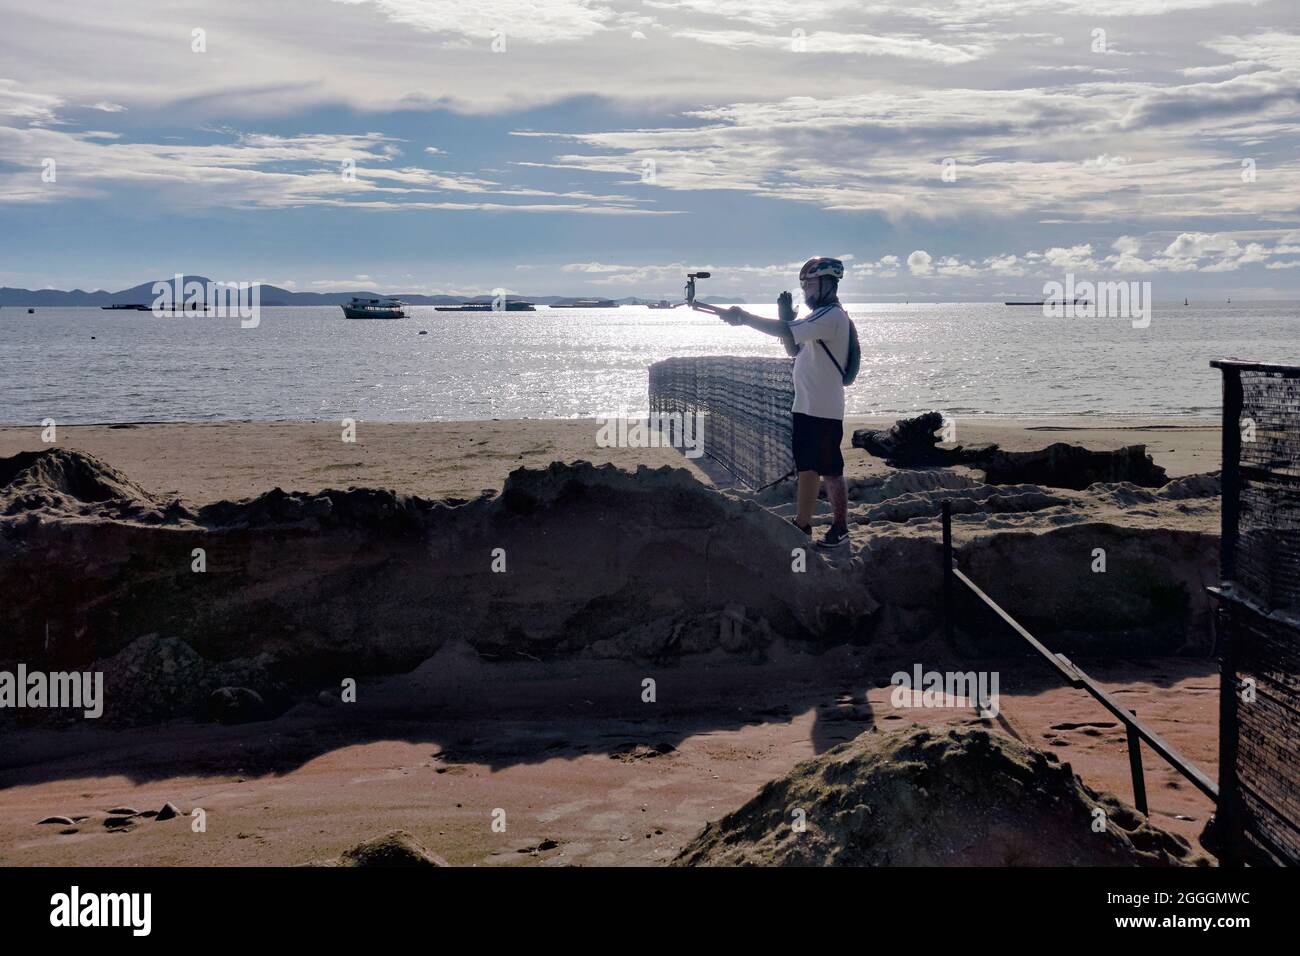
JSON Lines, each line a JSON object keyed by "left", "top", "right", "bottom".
{"left": 685, "top": 271, "right": 726, "bottom": 316}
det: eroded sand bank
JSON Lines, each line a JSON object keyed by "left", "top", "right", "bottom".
{"left": 0, "top": 417, "right": 1224, "bottom": 865}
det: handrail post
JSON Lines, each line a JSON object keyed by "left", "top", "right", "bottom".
{"left": 1126, "top": 711, "right": 1149, "bottom": 816}
{"left": 941, "top": 500, "right": 954, "bottom": 643}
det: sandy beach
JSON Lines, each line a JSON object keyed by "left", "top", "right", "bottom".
{"left": 0, "top": 648, "right": 1218, "bottom": 866}
{"left": 0, "top": 414, "right": 1225, "bottom": 866}
{"left": 0, "top": 416, "right": 1221, "bottom": 505}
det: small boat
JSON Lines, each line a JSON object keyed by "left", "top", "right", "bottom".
{"left": 27, "top": 308, "right": 35, "bottom": 314}
{"left": 101, "top": 304, "right": 150, "bottom": 311}
{"left": 341, "top": 296, "right": 405, "bottom": 319}
{"left": 1005, "top": 298, "right": 1090, "bottom": 306}
{"left": 434, "top": 301, "right": 535, "bottom": 312}
{"left": 647, "top": 300, "right": 679, "bottom": 310}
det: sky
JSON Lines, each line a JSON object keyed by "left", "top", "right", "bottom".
{"left": 0, "top": 0, "right": 1298, "bottom": 300}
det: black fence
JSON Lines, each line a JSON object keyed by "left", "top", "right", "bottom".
{"left": 647, "top": 356, "right": 795, "bottom": 489}
{"left": 1211, "top": 359, "right": 1300, "bottom": 867}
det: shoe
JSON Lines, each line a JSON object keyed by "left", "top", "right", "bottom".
{"left": 789, "top": 517, "right": 812, "bottom": 536}
{"left": 816, "top": 523, "right": 850, "bottom": 550}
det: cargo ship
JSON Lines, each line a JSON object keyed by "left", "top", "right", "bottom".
{"left": 434, "top": 301, "right": 536, "bottom": 312}
{"left": 550, "top": 298, "right": 619, "bottom": 309}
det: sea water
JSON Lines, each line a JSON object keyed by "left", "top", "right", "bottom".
{"left": 2, "top": 301, "right": 1296, "bottom": 423}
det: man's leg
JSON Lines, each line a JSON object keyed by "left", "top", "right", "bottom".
{"left": 795, "top": 470, "right": 820, "bottom": 527}
{"left": 824, "top": 475, "right": 848, "bottom": 529}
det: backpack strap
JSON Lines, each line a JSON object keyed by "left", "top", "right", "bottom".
{"left": 798, "top": 304, "right": 846, "bottom": 377}
{"left": 819, "top": 340, "right": 846, "bottom": 379}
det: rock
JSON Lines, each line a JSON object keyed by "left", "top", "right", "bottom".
{"left": 208, "top": 687, "right": 267, "bottom": 724}
{"left": 339, "top": 831, "right": 447, "bottom": 867}
{"left": 104, "top": 817, "right": 135, "bottom": 830}
{"left": 675, "top": 726, "right": 1206, "bottom": 867}
{"left": 107, "top": 807, "right": 138, "bottom": 816}
{"left": 155, "top": 802, "right": 182, "bottom": 821}
{"left": 37, "top": 816, "right": 74, "bottom": 826}
{"left": 610, "top": 742, "right": 676, "bottom": 762}
{"left": 94, "top": 635, "right": 277, "bottom": 726}
{"left": 719, "top": 604, "right": 766, "bottom": 653}
{"left": 517, "top": 838, "right": 561, "bottom": 854}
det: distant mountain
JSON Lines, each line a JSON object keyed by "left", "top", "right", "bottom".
{"left": 0, "top": 279, "right": 706, "bottom": 308}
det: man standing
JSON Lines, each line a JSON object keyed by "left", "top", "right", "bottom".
{"left": 722, "top": 257, "right": 851, "bottom": 550}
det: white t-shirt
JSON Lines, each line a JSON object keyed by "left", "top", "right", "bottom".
{"left": 788, "top": 303, "right": 850, "bottom": 420}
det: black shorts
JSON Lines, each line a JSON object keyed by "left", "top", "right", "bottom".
{"left": 791, "top": 412, "right": 844, "bottom": 477}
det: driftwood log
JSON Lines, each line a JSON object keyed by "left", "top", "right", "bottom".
{"left": 851, "top": 413, "right": 1167, "bottom": 490}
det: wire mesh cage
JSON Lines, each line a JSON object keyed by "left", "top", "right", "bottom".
{"left": 1212, "top": 360, "right": 1300, "bottom": 866}
{"left": 648, "top": 356, "right": 795, "bottom": 490}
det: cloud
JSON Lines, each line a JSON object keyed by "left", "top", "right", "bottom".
{"left": 553, "top": 228, "right": 1300, "bottom": 294}
{"left": 327, "top": 0, "right": 616, "bottom": 44}
{"left": 2, "top": 1, "right": 1297, "bottom": 295}
{"left": 516, "top": 55, "right": 1300, "bottom": 225}
{"left": 0, "top": 79, "right": 62, "bottom": 123}
{"left": 0, "top": 120, "right": 668, "bottom": 214}
{"left": 672, "top": 30, "right": 990, "bottom": 63}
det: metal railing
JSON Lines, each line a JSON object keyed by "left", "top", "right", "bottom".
{"left": 939, "top": 500, "right": 1219, "bottom": 816}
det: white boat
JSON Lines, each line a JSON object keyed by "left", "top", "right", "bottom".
{"left": 341, "top": 296, "right": 406, "bottom": 319}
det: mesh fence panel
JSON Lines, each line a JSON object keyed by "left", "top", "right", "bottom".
{"left": 1219, "top": 362, "right": 1300, "bottom": 866}
{"left": 648, "top": 356, "right": 795, "bottom": 489}
{"left": 1237, "top": 369, "right": 1300, "bottom": 613}
{"left": 1223, "top": 599, "right": 1300, "bottom": 864}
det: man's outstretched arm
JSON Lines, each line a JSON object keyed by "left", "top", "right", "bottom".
{"left": 724, "top": 293, "right": 798, "bottom": 356}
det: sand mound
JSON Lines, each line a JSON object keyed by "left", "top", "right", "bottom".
{"left": 0, "top": 450, "right": 1219, "bottom": 725}
{"left": 0, "top": 448, "right": 160, "bottom": 516}
{"left": 0, "top": 454, "right": 872, "bottom": 708}
{"left": 1089, "top": 472, "right": 1221, "bottom": 508}
{"left": 675, "top": 726, "right": 1204, "bottom": 866}
{"left": 857, "top": 484, "right": 1070, "bottom": 524}
{"left": 336, "top": 831, "right": 447, "bottom": 867}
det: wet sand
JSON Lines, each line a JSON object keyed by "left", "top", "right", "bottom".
{"left": 0, "top": 646, "right": 1217, "bottom": 866}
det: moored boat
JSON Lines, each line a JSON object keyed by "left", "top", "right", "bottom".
{"left": 341, "top": 297, "right": 406, "bottom": 319}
